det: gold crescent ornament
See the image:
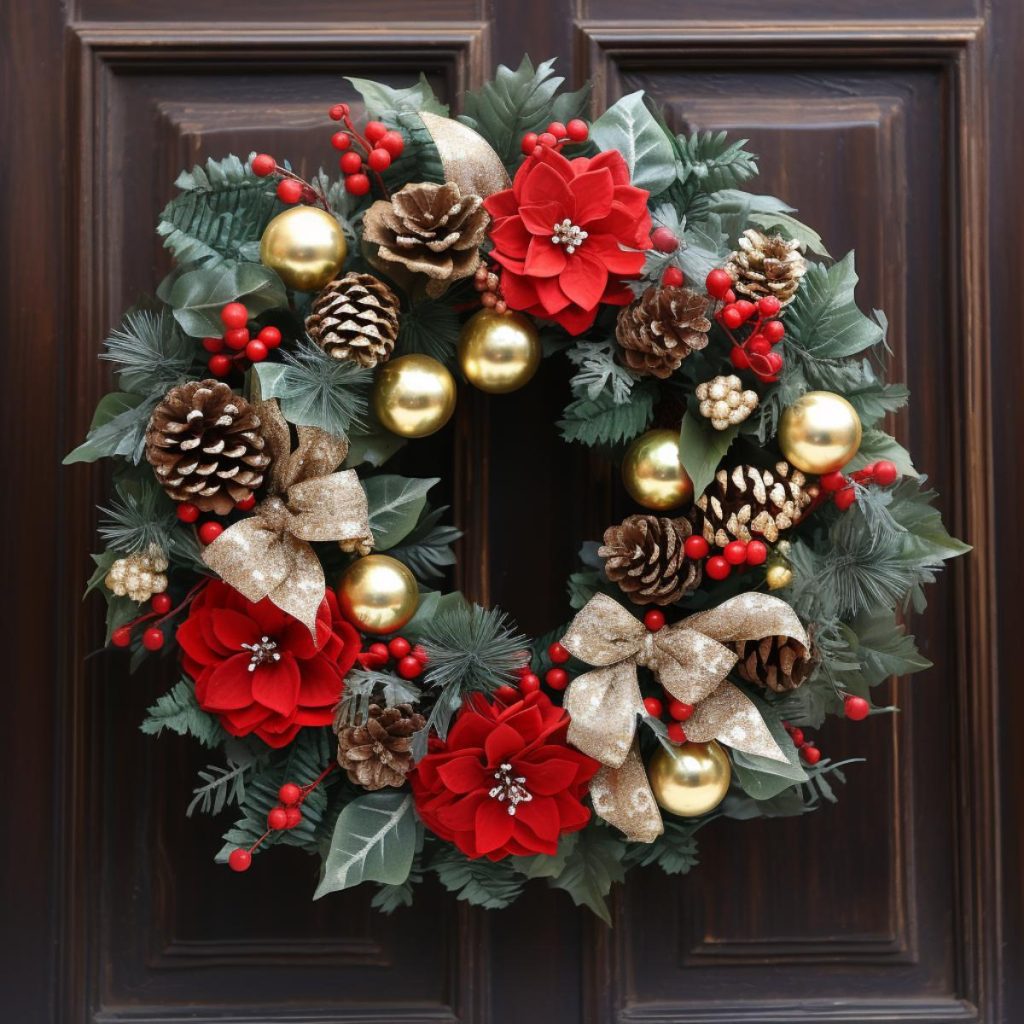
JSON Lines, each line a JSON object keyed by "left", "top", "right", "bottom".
{"left": 621, "top": 429, "right": 694, "bottom": 511}
{"left": 647, "top": 740, "right": 732, "bottom": 817}
{"left": 778, "top": 390, "right": 862, "bottom": 474}
{"left": 259, "top": 206, "right": 347, "bottom": 292}
{"left": 372, "top": 354, "right": 457, "bottom": 438}
{"left": 418, "top": 111, "right": 511, "bottom": 199}
{"left": 337, "top": 554, "right": 419, "bottom": 635}
{"left": 457, "top": 309, "right": 541, "bottom": 394}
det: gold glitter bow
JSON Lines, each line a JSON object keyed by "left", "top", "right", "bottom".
{"left": 202, "top": 400, "right": 371, "bottom": 638}
{"left": 560, "top": 592, "right": 807, "bottom": 841}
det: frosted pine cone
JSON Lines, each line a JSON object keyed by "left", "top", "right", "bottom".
{"left": 725, "top": 228, "right": 807, "bottom": 307}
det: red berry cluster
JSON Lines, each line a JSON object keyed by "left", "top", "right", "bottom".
{"left": 110, "top": 580, "right": 206, "bottom": 653}
{"left": 474, "top": 264, "right": 508, "bottom": 314}
{"left": 818, "top": 460, "right": 899, "bottom": 512}
{"left": 783, "top": 721, "right": 822, "bottom": 765}
{"left": 357, "top": 635, "right": 429, "bottom": 681}
{"left": 251, "top": 153, "right": 319, "bottom": 205}
{"left": 705, "top": 269, "right": 786, "bottom": 383}
{"left": 327, "top": 102, "right": 405, "bottom": 196}
{"left": 176, "top": 490, "right": 257, "bottom": 546}
{"left": 521, "top": 118, "right": 589, "bottom": 156}
{"left": 638, "top": 610, "right": 694, "bottom": 743}
{"left": 681, "top": 533, "right": 769, "bottom": 583}
{"left": 204, "top": 302, "right": 282, "bottom": 377}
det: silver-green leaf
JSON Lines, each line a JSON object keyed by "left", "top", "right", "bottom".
{"left": 589, "top": 91, "right": 676, "bottom": 196}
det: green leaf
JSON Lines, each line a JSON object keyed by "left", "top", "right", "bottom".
{"left": 513, "top": 832, "right": 579, "bottom": 880}
{"left": 558, "top": 378, "right": 656, "bottom": 447}
{"left": 730, "top": 696, "right": 808, "bottom": 800}
{"left": 166, "top": 260, "right": 288, "bottom": 338}
{"left": 710, "top": 190, "right": 829, "bottom": 258}
{"left": 547, "top": 828, "right": 625, "bottom": 924}
{"left": 567, "top": 569, "right": 604, "bottom": 610}
{"left": 844, "top": 427, "right": 917, "bottom": 477}
{"left": 589, "top": 91, "right": 676, "bottom": 196}
{"left": 343, "top": 409, "right": 408, "bottom": 469}
{"left": 140, "top": 679, "right": 226, "bottom": 748}
{"left": 883, "top": 476, "right": 971, "bottom": 561}
{"left": 677, "top": 132, "right": 758, "bottom": 193}
{"left": 346, "top": 74, "right": 449, "bottom": 118}
{"left": 431, "top": 848, "right": 525, "bottom": 909}
{"left": 402, "top": 589, "right": 470, "bottom": 639}
{"left": 362, "top": 475, "right": 438, "bottom": 550}
{"left": 841, "top": 613, "right": 932, "bottom": 689}
{"left": 678, "top": 415, "right": 737, "bottom": 497}
{"left": 63, "top": 392, "right": 152, "bottom": 465}
{"left": 621, "top": 820, "right": 699, "bottom": 876}
{"left": 387, "top": 504, "right": 461, "bottom": 581}
{"left": 314, "top": 791, "right": 417, "bottom": 898}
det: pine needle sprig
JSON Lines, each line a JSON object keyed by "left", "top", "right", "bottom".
{"left": 396, "top": 296, "right": 461, "bottom": 365}
{"left": 98, "top": 481, "right": 177, "bottom": 555}
{"left": 101, "top": 309, "right": 194, "bottom": 397}
{"left": 334, "top": 668, "right": 422, "bottom": 728}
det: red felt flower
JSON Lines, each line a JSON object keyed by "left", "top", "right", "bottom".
{"left": 410, "top": 690, "right": 599, "bottom": 860}
{"left": 483, "top": 145, "right": 652, "bottom": 334}
{"left": 177, "top": 580, "right": 360, "bottom": 748}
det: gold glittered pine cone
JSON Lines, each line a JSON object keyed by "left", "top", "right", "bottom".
{"left": 305, "top": 272, "right": 401, "bottom": 367}
{"left": 598, "top": 514, "right": 702, "bottom": 606}
{"left": 363, "top": 181, "right": 489, "bottom": 297}
{"left": 104, "top": 543, "right": 169, "bottom": 603}
{"left": 145, "top": 380, "right": 271, "bottom": 515}
{"left": 335, "top": 703, "right": 426, "bottom": 791}
{"left": 734, "top": 633, "right": 816, "bottom": 693}
{"left": 725, "top": 228, "right": 807, "bottom": 307}
{"left": 690, "top": 462, "right": 812, "bottom": 548}
{"left": 615, "top": 286, "right": 711, "bottom": 379}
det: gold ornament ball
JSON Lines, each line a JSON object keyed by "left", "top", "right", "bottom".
{"left": 259, "top": 206, "right": 347, "bottom": 292}
{"left": 621, "top": 429, "right": 694, "bottom": 511}
{"left": 337, "top": 555, "right": 419, "bottom": 635}
{"left": 457, "top": 309, "right": 541, "bottom": 394}
{"left": 766, "top": 563, "right": 794, "bottom": 590}
{"left": 647, "top": 740, "right": 732, "bottom": 817}
{"left": 778, "top": 390, "right": 862, "bottom": 475}
{"left": 372, "top": 354, "right": 457, "bottom": 438}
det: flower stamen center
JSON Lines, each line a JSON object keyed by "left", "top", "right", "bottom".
{"left": 241, "top": 635, "right": 281, "bottom": 672}
{"left": 488, "top": 762, "right": 532, "bottom": 816}
{"left": 551, "top": 218, "right": 588, "bottom": 255}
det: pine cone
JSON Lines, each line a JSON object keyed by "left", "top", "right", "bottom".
{"left": 598, "top": 514, "right": 702, "bottom": 606}
{"left": 336, "top": 703, "right": 426, "bottom": 791}
{"left": 145, "top": 380, "right": 271, "bottom": 515}
{"left": 725, "top": 228, "right": 807, "bottom": 307}
{"left": 104, "top": 543, "right": 169, "bottom": 603}
{"left": 734, "top": 634, "right": 816, "bottom": 692}
{"left": 690, "top": 463, "right": 812, "bottom": 547}
{"left": 305, "top": 272, "right": 400, "bottom": 368}
{"left": 615, "top": 286, "right": 711, "bottom": 378}
{"left": 363, "top": 181, "right": 488, "bottom": 297}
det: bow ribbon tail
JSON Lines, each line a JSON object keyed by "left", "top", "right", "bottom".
{"left": 684, "top": 681, "right": 787, "bottom": 761}
{"left": 564, "top": 662, "right": 644, "bottom": 769}
{"left": 589, "top": 743, "right": 664, "bottom": 843}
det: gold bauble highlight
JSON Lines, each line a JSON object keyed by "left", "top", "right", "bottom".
{"left": 337, "top": 555, "right": 419, "bottom": 635}
{"left": 372, "top": 354, "right": 457, "bottom": 438}
{"left": 621, "top": 429, "right": 694, "bottom": 511}
{"left": 259, "top": 206, "right": 347, "bottom": 292}
{"left": 647, "top": 740, "right": 731, "bottom": 817}
{"left": 457, "top": 309, "right": 541, "bottom": 394}
{"left": 766, "top": 563, "right": 795, "bottom": 590}
{"left": 778, "top": 390, "right": 862, "bottom": 475}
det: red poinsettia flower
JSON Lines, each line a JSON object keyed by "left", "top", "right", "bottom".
{"left": 410, "top": 690, "right": 599, "bottom": 860}
{"left": 483, "top": 145, "right": 652, "bottom": 334}
{"left": 177, "top": 580, "right": 360, "bottom": 748}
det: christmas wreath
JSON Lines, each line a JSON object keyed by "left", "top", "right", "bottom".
{"left": 67, "top": 57, "right": 968, "bottom": 920}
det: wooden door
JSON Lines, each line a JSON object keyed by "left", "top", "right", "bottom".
{"left": 4, "top": 0, "right": 1021, "bottom": 1021}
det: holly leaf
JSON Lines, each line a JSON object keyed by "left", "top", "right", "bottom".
{"left": 166, "top": 261, "right": 288, "bottom": 338}
{"left": 346, "top": 74, "right": 448, "bottom": 118}
{"left": 678, "top": 415, "right": 737, "bottom": 498}
{"left": 589, "top": 91, "right": 676, "bottom": 196}
{"left": 363, "top": 475, "right": 439, "bottom": 550}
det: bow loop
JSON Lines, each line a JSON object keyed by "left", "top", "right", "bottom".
{"left": 560, "top": 593, "right": 647, "bottom": 665}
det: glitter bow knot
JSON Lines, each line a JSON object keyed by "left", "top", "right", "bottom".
{"left": 560, "top": 592, "right": 808, "bottom": 841}
{"left": 202, "top": 399, "right": 371, "bottom": 637}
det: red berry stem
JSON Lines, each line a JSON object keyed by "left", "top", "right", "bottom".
{"left": 298, "top": 761, "right": 337, "bottom": 802}
{"left": 336, "top": 109, "right": 392, "bottom": 199}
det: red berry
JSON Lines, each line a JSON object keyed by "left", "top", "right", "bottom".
{"left": 397, "top": 655, "right": 423, "bottom": 680}
{"left": 746, "top": 334, "right": 771, "bottom": 357}
{"left": 367, "top": 147, "right": 392, "bottom": 171}
{"left": 723, "top": 540, "right": 748, "bottom": 565}
{"left": 223, "top": 327, "right": 249, "bottom": 350}
{"left": 548, "top": 641, "right": 570, "bottom": 665}
{"left": 208, "top": 354, "right": 232, "bottom": 377}
{"left": 112, "top": 626, "right": 132, "bottom": 648}
{"left": 746, "top": 540, "right": 768, "bottom": 566}
{"left": 764, "top": 351, "right": 784, "bottom": 374}
{"left": 412, "top": 644, "right": 429, "bottom": 664}
{"left": 368, "top": 641, "right": 389, "bottom": 662}
{"left": 834, "top": 486, "right": 857, "bottom": 511}
{"left": 845, "top": 695, "right": 870, "bottom": 721}
{"left": 643, "top": 609, "right": 665, "bottom": 632}
{"left": 800, "top": 744, "right": 822, "bottom": 765}
{"left": 643, "top": 696, "right": 664, "bottom": 718}
{"left": 706, "top": 268, "right": 733, "bottom": 299}
{"left": 236, "top": 494, "right": 256, "bottom": 512}
{"left": 142, "top": 627, "right": 164, "bottom": 652}
{"left": 267, "top": 806, "right": 288, "bottom": 830}
{"left": 198, "top": 521, "right": 224, "bottom": 545}
{"left": 788, "top": 727, "right": 804, "bottom": 747}
{"left": 683, "top": 535, "right": 710, "bottom": 560}
{"left": 537, "top": 132, "right": 557, "bottom": 148}
{"left": 388, "top": 636, "right": 411, "bottom": 659}
{"left": 339, "top": 151, "right": 362, "bottom": 175}
{"left": 705, "top": 555, "right": 731, "bottom": 580}
{"left": 345, "top": 173, "right": 371, "bottom": 196}
{"left": 730, "top": 347, "right": 750, "bottom": 370}
{"left": 151, "top": 593, "right": 172, "bottom": 614}
{"left": 328, "top": 103, "right": 349, "bottom": 121}
{"left": 546, "top": 121, "right": 567, "bottom": 138}
{"left": 662, "top": 266, "right": 684, "bottom": 287}
{"left": 365, "top": 120, "right": 388, "bottom": 142}
{"left": 721, "top": 304, "right": 743, "bottom": 329}
{"left": 257, "top": 325, "right": 282, "bottom": 348}
{"left": 668, "top": 699, "right": 694, "bottom": 722}
{"left": 279, "top": 782, "right": 301, "bottom": 805}
{"left": 723, "top": 289, "right": 736, "bottom": 304}
{"left": 284, "top": 805, "right": 302, "bottom": 828}
{"left": 228, "top": 848, "right": 252, "bottom": 872}
{"left": 757, "top": 295, "right": 781, "bottom": 317}
{"left": 566, "top": 118, "right": 589, "bottom": 141}
{"left": 763, "top": 320, "right": 785, "bottom": 343}
{"left": 252, "top": 153, "right": 276, "bottom": 177}
{"left": 331, "top": 131, "right": 351, "bottom": 151}
{"left": 220, "top": 302, "right": 248, "bottom": 329}
{"left": 873, "top": 460, "right": 898, "bottom": 486}
{"left": 245, "top": 339, "right": 268, "bottom": 362}
{"left": 202, "top": 336, "right": 224, "bottom": 353}
{"left": 494, "top": 684, "right": 520, "bottom": 703}
{"left": 545, "top": 668, "right": 569, "bottom": 691}
{"left": 667, "top": 722, "right": 687, "bottom": 744}
{"left": 733, "top": 300, "right": 756, "bottom": 322}
{"left": 276, "top": 178, "right": 303, "bottom": 204}
{"left": 820, "top": 471, "right": 847, "bottom": 492}
{"left": 177, "top": 502, "right": 200, "bottom": 524}
{"left": 379, "top": 130, "right": 405, "bottom": 156}
{"left": 651, "top": 226, "right": 679, "bottom": 253}
{"left": 521, "top": 132, "right": 538, "bottom": 155}
{"left": 519, "top": 673, "right": 541, "bottom": 695}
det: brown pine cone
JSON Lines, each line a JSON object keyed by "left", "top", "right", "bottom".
{"left": 336, "top": 703, "right": 426, "bottom": 791}
{"left": 690, "top": 463, "right": 812, "bottom": 548}
{"left": 725, "top": 228, "right": 807, "bottom": 307}
{"left": 734, "top": 634, "right": 816, "bottom": 692}
{"left": 615, "top": 286, "right": 711, "bottom": 378}
{"left": 144, "top": 380, "right": 271, "bottom": 515}
{"left": 363, "top": 181, "right": 488, "bottom": 297}
{"left": 599, "top": 514, "right": 702, "bottom": 606}
{"left": 305, "top": 272, "right": 401, "bottom": 368}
